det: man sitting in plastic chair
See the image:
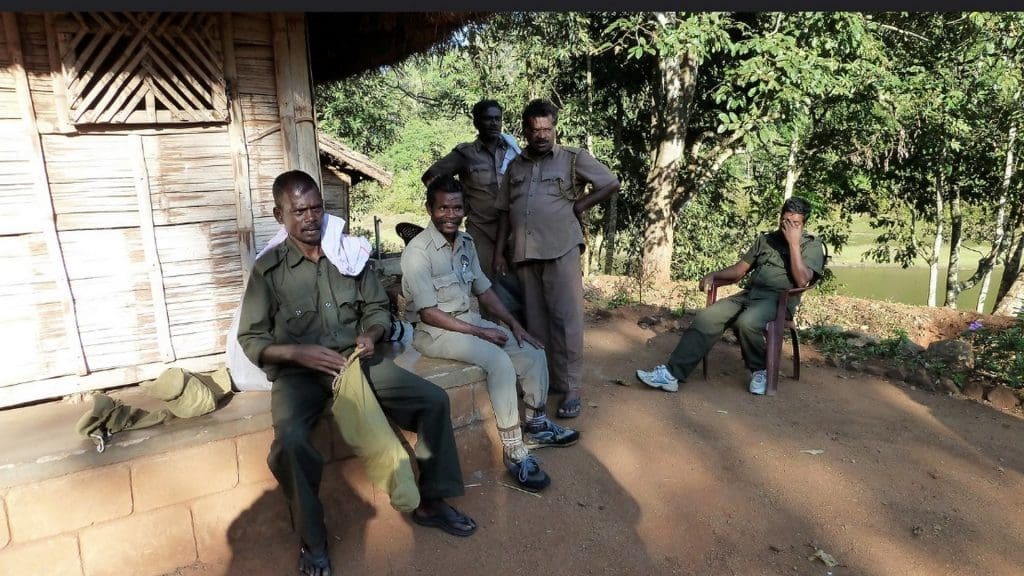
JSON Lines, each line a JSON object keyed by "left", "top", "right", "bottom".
{"left": 636, "top": 196, "right": 826, "bottom": 395}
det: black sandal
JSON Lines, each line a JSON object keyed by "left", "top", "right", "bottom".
{"left": 299, "top": 544, "right": 332, "bottom": 576}
{"left": 412, "top": 504, "right": 478, "bottom": 537}
{"left": 557, "top": 396, "right": 582, "bottom": 419}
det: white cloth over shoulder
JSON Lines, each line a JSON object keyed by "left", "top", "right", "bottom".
{"left": 226, "top": 214, "right": 372, "bottom": 391}
{"left": 498, "top": 133, "right": 521, "bottom": 177}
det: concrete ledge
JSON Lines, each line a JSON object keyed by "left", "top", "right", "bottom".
{"left": 0, "top": 341, "right": 486, "bottom": 490}
{"left": 0, "top": 339, "right": 495, "bottom": 576}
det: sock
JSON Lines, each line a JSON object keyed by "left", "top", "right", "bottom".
{"left": 498, "top": 425, "right": 529, "bottom": 461}
{"left": 524, "top": 408, "right": 547, "bottom": 431}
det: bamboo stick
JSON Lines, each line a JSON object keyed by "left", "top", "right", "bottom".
{"left": 222, "top": 12, "right": 257, "bottom": 281}
{"left": 133, "top": 135, "right": 176, "bottom": 362}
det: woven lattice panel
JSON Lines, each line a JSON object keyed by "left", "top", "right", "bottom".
{"left": 55, "top": 12, "right": 228, "bottom": 125}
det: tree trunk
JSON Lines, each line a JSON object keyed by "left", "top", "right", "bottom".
{"left": 783, "top": 128, "right": 800, "bottom": 199}
{"left": 642, "top": 14, "right": 695, "bottom": 285}
{"left": 977, "top": 123, "right": 1016, "bottom": 312}
{"left": 582, "top": 51, "right": 595, "bottom": 277}
{"left": 927, "top": 176, "right": 944, "bottom": 307}
{"left": 943, "top": 187, "right": 962, "bottom": 308}
{"left": 603, "top": 96, "right": 625, "bottom": 275}
{"left": 994, "top": 233, "right": 1024, "bottom": 316}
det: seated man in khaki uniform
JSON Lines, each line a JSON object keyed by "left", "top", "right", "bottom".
{"left": 238, "top": 171, "right": 476, "bottom": 576}
{"left": 401, "top": 176, "right": 579, "bottom": 493}
{"left": 636, "top": 196, "right": 825, "bottom": 395}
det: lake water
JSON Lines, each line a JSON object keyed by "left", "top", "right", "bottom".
{"left": 831, "top": 266, "right": 1005, "bottom": 314}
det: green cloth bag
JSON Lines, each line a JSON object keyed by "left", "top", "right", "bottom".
{"left": 330, "top": 349, "right": 420, "bottom": 513}
{"left": 139, "top": 367, "right": 233, "bottom": 419}
{"left": 75, "top": 393, "right": 173, "bottom": 439}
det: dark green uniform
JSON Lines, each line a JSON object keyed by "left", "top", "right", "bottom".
{"left": 665, "top": 230, "right": 825, "bottom": 380}
{"left": 237, "top": 239, "right": 465, "bottom": 552}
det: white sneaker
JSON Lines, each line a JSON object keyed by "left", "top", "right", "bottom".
{"left": 636, "top": 365, "right": 679, "bottom": 392}
{"left": 749, "top": 370, "right": 767, "bottom": 395}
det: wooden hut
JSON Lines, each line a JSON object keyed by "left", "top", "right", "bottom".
{"left": 0, "top": 11, "right": 479, "bottom": 408}
{"left": 318, "top": 132, "right": 392, "bottom": 228}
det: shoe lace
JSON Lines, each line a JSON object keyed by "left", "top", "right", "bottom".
{"left": 515, "top": 454, "right": 540, "bottom": 483}
{"left": 543, "top": 419, "right": 568, "bottom": 436}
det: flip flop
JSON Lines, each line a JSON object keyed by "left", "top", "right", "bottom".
{"left": 299, "top": 544, "right": 332, "bottom": 576}
{"left": 412, "top": 504, "right": 478, "bottom": 537}
{"left": 557, "top": 396, "right": 582, "bottom": 419}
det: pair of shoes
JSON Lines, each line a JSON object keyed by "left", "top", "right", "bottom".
{"left": 636, "top": 365, "right": 679, "bottom": 392}
{"left": 411, "top": 504, "right": 478, "bottom": 537}
{"left": 749, "top": 369, "right": 767, "bottom": 395}
{"left": 524, "top": 417, "right": 580, "bottom": 449}
{"left": 299, "top": 544, "right": 332, "bottom": 576}
{"left": 556, "top": 396, "right": 582, "bottom": 418}
{"left": 504, "top": 452, "right": 550, "bottom": 492}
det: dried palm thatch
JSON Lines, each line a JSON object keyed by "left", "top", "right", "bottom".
{"left": 308, "top": 12, "right": 490, "bottom": 83}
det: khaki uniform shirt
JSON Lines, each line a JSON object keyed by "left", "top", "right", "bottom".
{"left": 425, "top": 137, "right": 511, "bottom": 242}
{"left": 497, "top": 143, "right": 618, "bottom": 263}
{"left": 237, "top": 238, "right": 391, "bottom": 381}
{"left": 401, "top": 223, "right": 492, "bottom": 339}
{"left": 741, "top": 230, "right": 826, "bottom": 300}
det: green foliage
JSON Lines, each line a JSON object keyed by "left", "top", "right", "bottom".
{"left": 966, "top": 320, "right": 1024, "bottom": 389}
{"left": 800, "top": 325, "right": 853, "bottom": 359}
{"left": 316, "top": 11, "right": 1024, "bottom": 315}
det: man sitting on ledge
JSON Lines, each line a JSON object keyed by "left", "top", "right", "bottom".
{"left": 237, "top": 170, "right": 476, "bottom": 576}
{"left": 402, "top": 176, "right": 580, "bottom": 494}
{"left": 636, "top": 196, "right": 825, "bottom": 395}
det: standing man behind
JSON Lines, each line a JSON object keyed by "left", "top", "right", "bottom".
{"left": 494, "top": 99, "right": 620, "bottom": 419}
{"left": 238, "top": 171, "right": 476, "bottom": 576}
{"left": 421, "top": 99, "right": 519, "bottom": 280}
{"left": 636, "top": 196, "right": 825, "bottom": 395}
{"left": 402, "top": 176, "right": 580, "bottom": 493}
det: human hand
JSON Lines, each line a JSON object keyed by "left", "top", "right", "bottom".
{"left": 511, "top": 324, "right": 544, "bottom": 349}
{"left": 493, "top": 254, "right": 509, "bottom": 276}
{"left": 781, "top": 217, "right": 804, "bottom": 245}
{"left": 699, "top": 273, "right": 716, "bottom": 293}
{"left": 477, "top": 327, "right": 509, "bottom": 346}
{"left": 290, "top": 344, "right": 348, "bottom": 377}
{"left": 354, "top": 333, "right": 376, "bottom": 358}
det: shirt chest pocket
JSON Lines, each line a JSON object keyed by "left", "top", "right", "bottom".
{"left": 539, "top": 169, "right": 574, "bottom": 199}
{"left": 432, "top": 272, "right": 465, "bottom": 307}
{"left": 467, "top": 165, "right": 492, "bottom": 187}
{"left": 507, "top": 174, "right": 527, "bottom": 202}
{"left": 279, "top": 295, "right": 319, "bottom": 340}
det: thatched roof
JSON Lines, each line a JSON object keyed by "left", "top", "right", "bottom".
{"left": 318, "top": 133, "right": 393, "bottom": 187}
{"left": 307, "top": 12, "right": 489, "bottom": 84}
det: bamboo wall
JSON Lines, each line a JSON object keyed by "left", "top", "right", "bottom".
{"left": 0, "top": 12, "right": 321, "bottom": 407}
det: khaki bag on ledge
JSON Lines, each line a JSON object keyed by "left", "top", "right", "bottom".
{"left": 331, "top": 349, "right": 420, "bottom": 513}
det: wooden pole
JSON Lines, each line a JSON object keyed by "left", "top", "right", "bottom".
{"left": 43, "top": 13, "right": 75, "bottom": 134}
{"left": 133, "top": 135, "right": 176, "bottom": 362}
{"left": 287, "top": 13, "right": 321, "bottom": 188}
{"left": 271, "top": 13, "right": 298, "bottom": 173}
{"left": 221, "top": 12, "right": 257, "bottom": 281}
{"left": 3, "top": 12, "right": 89, "bottom": 376}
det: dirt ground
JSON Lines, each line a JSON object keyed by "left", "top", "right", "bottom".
{"left": 173, "top": 292, "right": 1024, "bottom": 576}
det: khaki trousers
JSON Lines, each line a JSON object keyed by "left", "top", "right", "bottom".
{"left": 413, "top": 312, "right": 549, "bottom": 430}
{"left": 516, "top": 247, "right": 584, "bottom": 393}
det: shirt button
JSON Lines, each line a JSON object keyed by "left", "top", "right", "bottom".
{"left": 527, "top": 230, "right": 532, "bottom": 235}
{"left": 325, "top": 302, "right": 332, "bottom": 308}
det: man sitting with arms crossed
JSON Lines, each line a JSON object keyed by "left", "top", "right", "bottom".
{"left": 238, "top": 170, "right": 476, "bottom": 576}
{"left": 636, "top": 196, "right": 825, "bottom": 395}
{"left": 402, "top": 175, "right": 579, "bottom": 494}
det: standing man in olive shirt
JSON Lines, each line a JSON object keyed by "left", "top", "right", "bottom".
{"left": 237, "top": 171, "right": 476, "bottom": 576}
{"left": 636, "top": 196, "right": 825, "bottom": 395}
{"left": 494, "top": 99, "right": 620, "bottom": 419}
{"left": 421, "top": 99, "right": 519, "bottom": 280}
